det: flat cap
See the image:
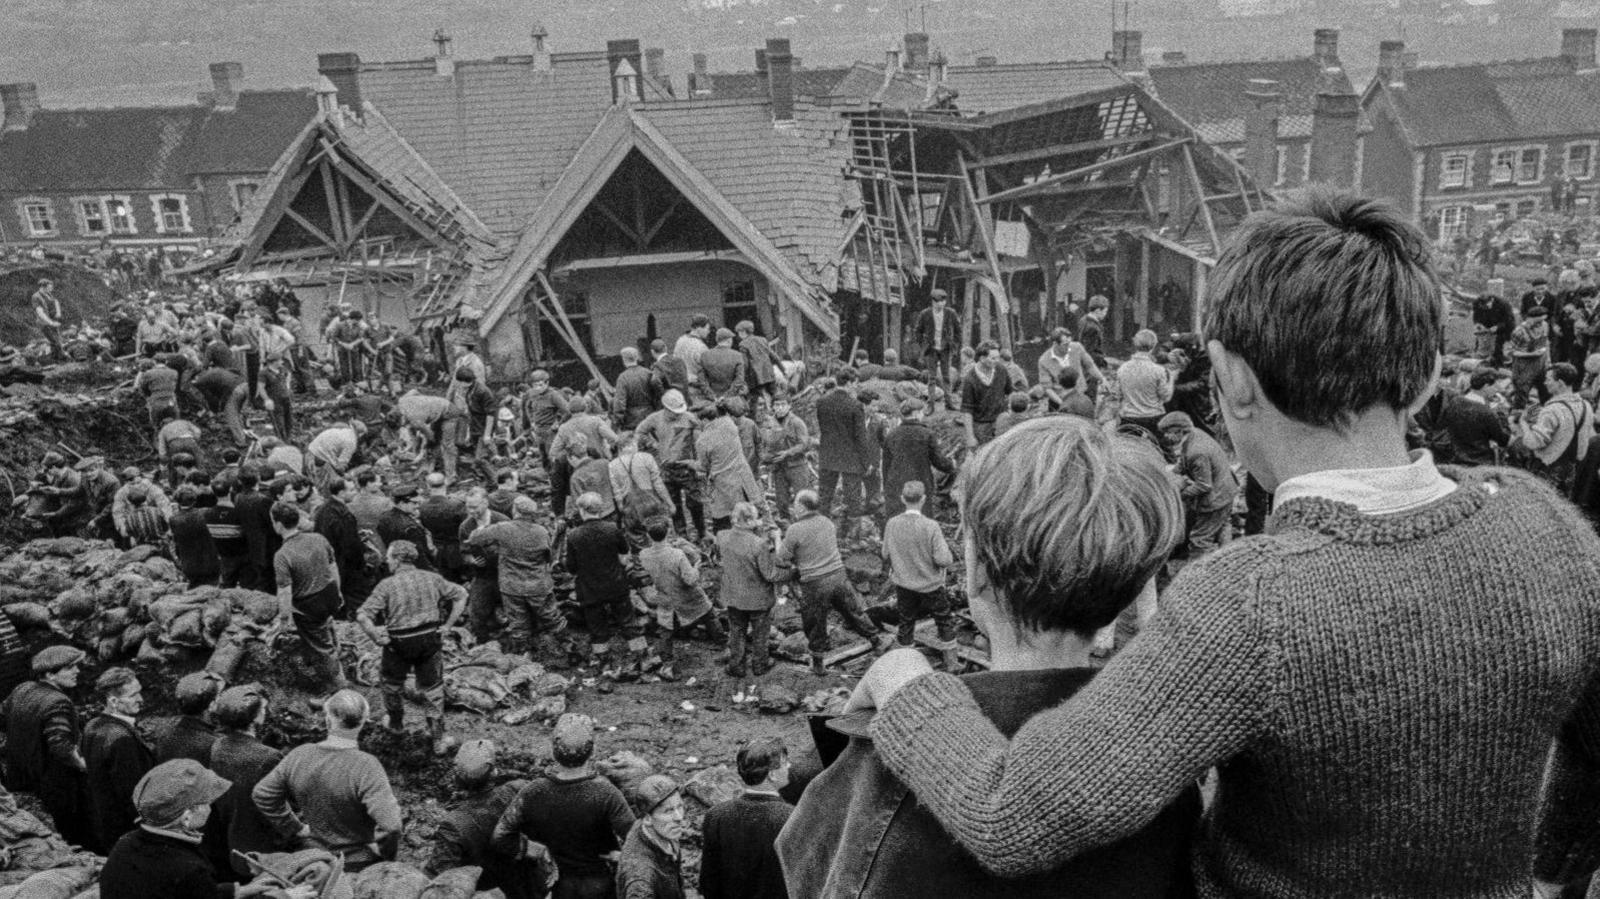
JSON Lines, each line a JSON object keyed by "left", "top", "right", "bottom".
{"left": 391, "top": 484, "right": 418, "bottom": 501}
{"left": 512, "top": 495, "right": 538, "bottom": 519}
{"left": 551, "top": 713, "right": 595, "bottom": 755}
{"left": 631, "top": 774, "right": 680, "bottom": 815}
{"left": 174, "top": 671, "right": 223, "bottom": 707}
{"left": 454, "top": 739, "right": 496, "bottom": 780}
{"left": 31, "top": 645, "right": 85, "bottom": 675}
{"left": 213, "top": 684, "right": 266, "bottom": 720}
{"left": 133, "top": 759, "right": 231, "bottom": 825}
{"left": 73, "top": 455, "right": 104, "bottom": 472}
{"left": 1158, "top": 411, "right": 1195, "bottom": 431}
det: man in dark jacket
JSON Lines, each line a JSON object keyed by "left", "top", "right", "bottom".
{"left": 0, "top": 645, "right": 93, "bottom": 848}
{"left": 209, "top": 685, "right": 286, "bottom": 879}
{"left": 881, "top": 398, "right": 953, "bottom": 519}
{"left": 377, "top": 485, "right": 436, "bottom": 572}
{"left": 649, "top": 339, "right": 689, "bottom": 409}
{"left": 419, "top": 472, "right": 468, "bottom": 583}
{"left": 152, "top": 672, "right": 221, "bottom": 766}
{"left": 701, "top": 739, "right": 792, "bottom": 899}
{"left": 912, "top": 290, "right": 962, "bottom": 393}
{"left": 736, "top": 321, "right": 777, "bottom": 398}
{"left": 233, "top": 466, "right": 279, "bottom": 592}
{"left": 1442, "top": 368, "right": 1513, "bottom": 467}
{"left": 815, "top": 369, "right": 872, "bottom": 531}
{"left": 169, "top": 486, "right": 220, "bottom": 587}
{"left": 429, "top": 740, "right": 545, "bottom": 899}
{"left": 1166, "top": 332, "right": 1216, "bottom": 434}
{"left": 564, "top": 493, "right": 645, "bottom": 668}
{"left": 315, "top": 477, "right": 370, "bottom": 615}
{"left": 1473, "top": 292, "right": 1516, "bottom": 366}
{"left": 82, "top": 667, "right": 155, "bottom": 853}
{"left": 612, "top": 346, "right": 656, "bottom": 431}
{"left": 699, "top": 329, "right": 748, "bottom": 402}
{"left": 1078, "top": 294, "right": 1109, "bottom": 368}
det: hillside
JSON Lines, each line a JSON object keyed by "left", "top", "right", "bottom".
{"left": 4, "top": 0, "right": 1594, "bottom": 106}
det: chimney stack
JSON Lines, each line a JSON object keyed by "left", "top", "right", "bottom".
{"left": 1161, "top": 50, "right": 1188, "bottom": 65}
{"left": 1313, "top": 28, "right": 1340, "bottom": 68}
{"left": 1309, "top": 92, "right": 1360, "bottom": 187}
{"left": 607, "top": 39, "right": 643, "bottom": 105}
{"left": 691, "top": 53, "right": 711, "bottom": 96}
{"left": 208, "top": 62, "right": 244, "bottom": 110}
{"left": 1563, "top": 28, "right": 1597, "bottom": 70}
{"left": 1376, "top": 40, "right": 1406, "bottom": 88}
{"left": 531, "top": 23, "right": 551, "bottom": 73}
{"left": 1112, "top": 30, "right": 1144, "bottom": 71}
{"left": 0, "top": 83, "right": 39, "bottom": 132}
{"left": 316, "top": 53, "right": 364, "bottom": 119}
{"left": 1244, "top": 78, "right": 1281, "bottom": 188}
{"left": 903, "top": 32, "right": 931, "bottom": 72}
{"left": 433, "top": 28, "right": 455, "bottom": 77}
{"left": 885, "top": 43, "right": 902, "bottom": 73}
{"left": 645, "top": 48, "right": 670, "bottom": 95}
{"left": 314, "top": 76, "right": 339, "bottom": 120}
{"left": 766, "top": 38, "right": 795, "bottom": 123}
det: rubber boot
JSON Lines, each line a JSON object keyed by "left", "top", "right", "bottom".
{"left": 386, "top": 710, "right": 404, "bottom": 734}
{"left": 941, "top": 647, "right": 962, "bottom": 672}
{"left": 427, "top": 717, "right": 448, "bottom": 757}
{"left": 811, "top": 654, "right": 827, "bottom": 676}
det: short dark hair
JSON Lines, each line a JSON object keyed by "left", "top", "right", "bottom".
{"left": 96, "top": 667, "right": 139, "bottom": 702}
{"left": 269, "top": 501, "right": 301, "bottom": 530}
{"left": 356, "top": 470, "right": 379, "bottom": 488}
{"left": 835, "top": 367, "right": 857, "bottom": 385}
{"left": 1469, "top": 368, "right": 1507, "bottom": 391}
{"left": 736, "top": 739, "right": 788, "bottom": 786}
{"left": 326, "top": 477, "right": 348, "bottom": 497}
{"left": 175, "top": 485, "right": 198, "bottom": 508}
{"left": 975, "top": 340, "right": 1000, "bottom": 359}
{"left": 1204, "top": 189, "right": 1442, "bottom": 428}
{"left": 497, "top": 470, "right": 517, "bottom": 487}
{"left": 645, "top": 518, "right": 670, "bottom": 542}
{"left": 1056, "top": 368, "right": 1079, "bottom": 390}
{"left": 1550, "top": 362, "right": 1583, "bottom": 390}
{"left": 213, "top": 692, "right": 265, "bottom": 730}
{"left": 690, "top": 314, "right": 710, "bottom": 329}
{"left": 1009, "top": 392, "right": 1030, "bottom": 413}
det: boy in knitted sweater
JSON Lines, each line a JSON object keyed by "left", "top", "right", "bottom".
{"left": 847, "top": 190, "right": 1600, "bottom": 898}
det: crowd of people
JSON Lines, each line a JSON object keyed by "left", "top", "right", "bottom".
{"left": 5, "top": 186, "right": 1600, "bottom": 898}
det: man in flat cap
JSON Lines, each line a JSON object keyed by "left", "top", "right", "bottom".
{"left": 357, "top": 539, "right": 466, "bottom": 754}
{"left": 377, "top": 484, "right": 436, "bottom": 572}
{"left": 153, "top": 671, "right": 223, "bottom": 766}
{"left": 100, "top": 759, "right": 315, "bottom": 899}
{"left": 430, "top": 739, "right": 550, "bottom": 899}
{"left": 0, "top": 645, "right": 92, "bottom": 847}
{"left": 209, "top": 684, "right": 286, "bottom": 878}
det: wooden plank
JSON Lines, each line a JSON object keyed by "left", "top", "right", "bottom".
{"left": 979, "top": 138, "right": 1191, "bottom": 205}
{"left": 593, "top": 200, "right": 642, "bottom": 245}
{"left": 977, "top": 132, "right": 1152, "bottom": 169}
{"left": 318, "top": 162, "right": 348, "bottom": 248}
{"left": 639, "top": 195, "right": 685, "bottom": 248}
{"left": 323, "top": 154, "right": 455, "bottom": 251}
{"left": 347, "top": 199, "right": 380, "bottom": 246}
{"left": 958, "top": 154, "right": 1012, "bottom": 351}
{"left": 534, "top": 269, "right": 614, "bottom": 396}
{"left": 1182, "top": 144, "right": 1223, "bottom": 257}
{"left": 283, "top": 208, "right": 341, "bottom": 251}
{"left": 238, "top": 162, "right": 320, "bottom": 269}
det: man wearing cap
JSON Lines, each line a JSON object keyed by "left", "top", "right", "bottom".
{"left": 327, "top": 308, "right": 369, "bottom": 387}
{"left": 649, "top": 339, "right": 689, "bottom": 408}
{"left": 913, "top": 290, "right": 961, "bottom": 393}
{"left": 157, "top": 412, "right": 205, "bottom": 484}
{"left": 153, "top": 672, "right": 222, "bottom": 766}
{"left": 100, "top": 759, "right": 313, "bottom": 899}
{"left": 758, "top": 395, "right": 812, "bottom": 519}
{"left": 698, "top": 328, "right": 747, "bottom": 403}
{"left": 358, "top": 539, "right": 466, "bottom": 752}
{"left": 694, "top": 401, "right": 763, "bottom": 534}
{"left": 135, "top": 353, "right": 181, "bottom": 430}
{"left": 1160, "top": 410, "right": 1237, "bottom": 558}
{"left": 1522, "top": 277, "right": 1554, "bottom": 318}
{"left": 552, "top": 396, "right": 620, "bottom": 464}
{"left": 210, "top": 685, "right": 286, "bottom": 877}
{"left": 815, "top": 368, "right": 872, "bottom": 532}
{"left": 77, "top": 454, "right": 123, "bottom": 541}
{"left": 467, "top": 495, "right": 564, "bottom": 662}
{"left": 458, "top": 487, "right": 508, "bottom": 643}
{"left": 114, "top": 467, "right": 173, "bottom": 540}
{"left": 307, "top": 419, "right": 366, "bottom": 490}
{"left": 378, "top": 484, "right": 437, "bottom": 572}
{"left": 0, "top": 645, "right": 92, "bottom": 848}
{"left": 442, "top": 367, "right": 497, "bottom": 485}
{"left": 33, "top": 278, "right": 63, "bottom": 361}
{"left": 674, "top": 315, "right": 712, "bottom": 390}
{"left": 82, "top": 666, "right": 155, "bottom": 853}
{"left": 881, "top": 397, "right": 952, "bottom": 520}
{"left": 253, "top": 690, "right": 402, "bottom": 872}
{"left": 566, "top": 492, "right": 648, "bottom": 671}
{"left": 493, "top": 713, "right": 635, "bottom": 899}
{"left": 194, "top": 362, "right": 249, "bottom": 448}
{"left": 430, "top": 740, "right": 548, "bottom": 899}
{"left": 612, "top": 346, "right": 656, "bottom": 431}
{"left": 735, "top": 321, "right": 777, "bottom": 398}
{"left": 271, "top": 502, "right": 347, "bottom": 693}
{"left": 32, "top": 450, "right": 88, "bottom": 537}
{"left": 638, "top": 389, "right": 705, "bottom": 539}
{"left": 1510, "top": 304, "right": 1554, "bottom": 406}
{"left": 616, "top": 774, "right": 688, "bottom": 899}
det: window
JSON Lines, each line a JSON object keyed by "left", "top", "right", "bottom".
{"left": 1491, "top": 149, "right": 1517, "bottom": 185}
{"left": 1566, "top": 142, "right": 1595, "bottom": 179}
{"left": 1516, "top": 198, "right": 1539, "bottom": 218}
{"left": 1517, "top": 148, "right": 1543, "bottom": 183}
{"left": 722, "top": 279, "right": 759, "bottom": 332}
{"left": 1275, "top": 144, "right": 1290, "bottom": 187}
{"left": 1440, "top": 153, "right": 1470, "bottom": 189}
{"left": 231, "top": 180, "right": 259, "bottom": 212}
{"left": 76, "top": 199, "right": 107, "bottom": 235}
{"left": 150, "top": 194, "right": 192, "bottom": 234}
{"left": 1438, "top": 205, "right": 1469, "bottom": 240}
{"left": 19, "top": 199, "right": 55, "bottom": 237}
{"left": 105, "top": 197, "right": 135, "bottom": 234}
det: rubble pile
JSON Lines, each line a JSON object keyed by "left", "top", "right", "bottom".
{"left": 0, "top": 538, "right": 277, "bottom": 680}
{"left": 0, "top": 785, "right": 101, "bottom": 899}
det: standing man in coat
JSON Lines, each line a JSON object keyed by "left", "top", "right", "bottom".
{"left": 881, "top": 397, "right": 954, "bottom": 519}
{"left": 1, "top": 646, "right": 93, "bottom": 848}
{"left": 314, "top": 477, "right": 369, "bottom": 616}
{"left": 82, "top": 667, "right": 155, "bottom": 853}
{"left": 695, "top": 402, "right": 763, "bottom": 535}
{"left": 612, "top": 346, "right": 657, "bottom": 431}
{"left": 699, "top": 329, "right": 748, "bottom": 403}
{"left": 736, "top": 321, "right": 778, "bottom": 399}
{"left": 759, "top": 396, "right": 812, "bottom": 520}
{"left": 815, "top": 369, "right": 872, "bottom": 536}
{"left": 913, "top": 290, "right": 961, "bottom": 394}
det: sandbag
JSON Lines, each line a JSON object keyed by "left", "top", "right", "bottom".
{"left": 682, "top": 764, "right": 744, "bottom": 809}
{"left": 50, "top": 587, "right": 96, "bottom": 622}
{"left": 351, "top": 861, "right": 429, "bottom": 899}
{"left": 447, "top": 667, "right": 510, "bottom": 703}
{"left": 596, "top": 750, "right": 654, "bottom": 793}
{"left": 118, "top": 624, "right": 146, "bottom": 655}
{"left": 2, "top": 603, "right": 51, "bottom": 630}
{"left": 418, "top": 866, "right": 480, "bottom": 899}
{"left": 0, "top": 865, "right": 97, "bottom": 899}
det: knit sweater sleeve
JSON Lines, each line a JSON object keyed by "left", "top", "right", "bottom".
{"left": 358, "top": 757, "right": 404, "bottom": 859}
{"left": 1535, "top": 671, "right": 1600, "bottom": 885}
{"left": 870, "top": 545, "right": 1279, "bottom": 878}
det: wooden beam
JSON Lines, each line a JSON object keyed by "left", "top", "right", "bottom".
{"left": 238, "top": 162, "right": 320, "bottom": 269}
{"left": 593, "top": 200, "right": 643, "bottom": 245}
{"left": 534, "top": 269, "right": 613, "bottom": 395}
{"left": 318, "top": 162, "right": 347, "bottom": 248}
{"left": 958, "top": 153, "right": 1012, "bottom": 351}
{"left": 979, "top": 138, "right": 1191, "bottom": 206}
{"left": 283, "top": 208, "right": 341, "bottom": 251}
{"left": 322, "top": 154, "right": 454, "bottom": 250}
{"left": 977, "top": 132, "right": 1152, "bottom": 169}
{"left": 1181, "top": 144, "right": 1223, "bottom": 257}
{"left": 346, "top": 199, "right": 380, "bottom": 248}
{"left": 639, "top": 195, "right": 685, "bottom": 248}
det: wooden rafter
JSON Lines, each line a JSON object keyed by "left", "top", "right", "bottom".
{"left": 321, "top": 151, "right": 454, "bottom": 251}
{"left": 979, "top": 138, "right": 1191, "bottom": 205}
{"left": 319, "top": 162, "right": 347, "bottom": 248}
{"left": 238, "top": 162, "right": 321, "bottom": 268}
{"left": 639, "top": 195, "right": 685, "bottom": 248}
{"left": 592, "top": 200, "right": 642, "bottom": 244}
{"left": 1181, "top": 144, "right": 1222, "bottom": 256}
{"left": 977, "top": 132, "right": 1152, "bottom": 170}
{"left": 283, "top": 208, "right": 340, "bottom": 250}
{"left": 533, "top": 269, "right": 612, "bottom": 395}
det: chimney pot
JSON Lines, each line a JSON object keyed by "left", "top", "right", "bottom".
{"left": 208, "top": 61, "right": 244, "bottom": 110}
{"left": 1309, "top": 91, "right": 1360, "bottom": 187}
{"left": 886, "top": 43, "right": 902, "bottom": 72}
{"left": 766, "top": 37, "right": 794, "bottom": 123}
{"left": 903, "top": 32, "right": 931, "bottom": 72}
{"left": 1161, "top": 50, "right": 1188, "bottom": 65}
{"left": 1377, "top": 39, "right": 1407, "bottom": 88}
{"left": 755, "top": 48, "right": 768, "bottom": 74}
{"left": 1112, "top": 30, "right": 1144, "bottom": 71}
{"left": 1244, "top": 78, "right": 1282, "bottom": 188}
{"left": 690, "top": 53, "right": 710, "bottom": 96}
{"left": 316, "top": 52, "right": 364, "bottom": 119}
{"left": 0, "top": 83, "right": 40, "bottom": 132}
{"left": 1563, "top": 28, "right": 1597, "bottom": 69}
{"left": 607, "top": 39, "right": 643, "bottom": 105}
{"left": 531, "top": 23, "right": 552, "bottom": 73}
{"left": 1314, "top": 28, "right": 1340, "bottom": 67}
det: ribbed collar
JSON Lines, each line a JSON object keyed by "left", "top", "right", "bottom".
{"left": 1274, "top": 450, "right": 1456, "bottom": 516}
{"left": 1270, "top": 466, "right": 1495, "bottom": 546}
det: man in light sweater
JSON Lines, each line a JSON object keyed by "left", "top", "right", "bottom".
{"left": 778, "top": 490, "right": 886, "bottom": 675}
{"left": 882, "top": 481, "right": 958, "bottom": 671}
{"left": 1114, "top": 329, "right": 1174, "bottom": 440}
{"left": 252, "top": 690, "right": 401, "bottom": 872}
{"left": 846, "top": 189, "right": 1600, "bottom": 898}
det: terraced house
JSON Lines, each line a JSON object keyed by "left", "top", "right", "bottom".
{"left": 1361, "top": 28, "right": 1600, "bottom": 240}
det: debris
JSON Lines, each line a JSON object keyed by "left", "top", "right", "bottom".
{"left": 596, "top": 751, "right": 654, "bottom": 794}
{"left": 757, "top": 685, "right": 799, "bottom": 714}
{"left": 681, "top": 765, "right": 744, "bottom": 809}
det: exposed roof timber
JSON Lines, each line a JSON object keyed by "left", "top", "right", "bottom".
{"left": 979, "top": 138, "right": 1192, "bottom": 205}
{"left": 967, "top": 84, "right": 1142, "bottom": 128}
{"left": 978, "top": 132, "right": 1154, "bottom": 169}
